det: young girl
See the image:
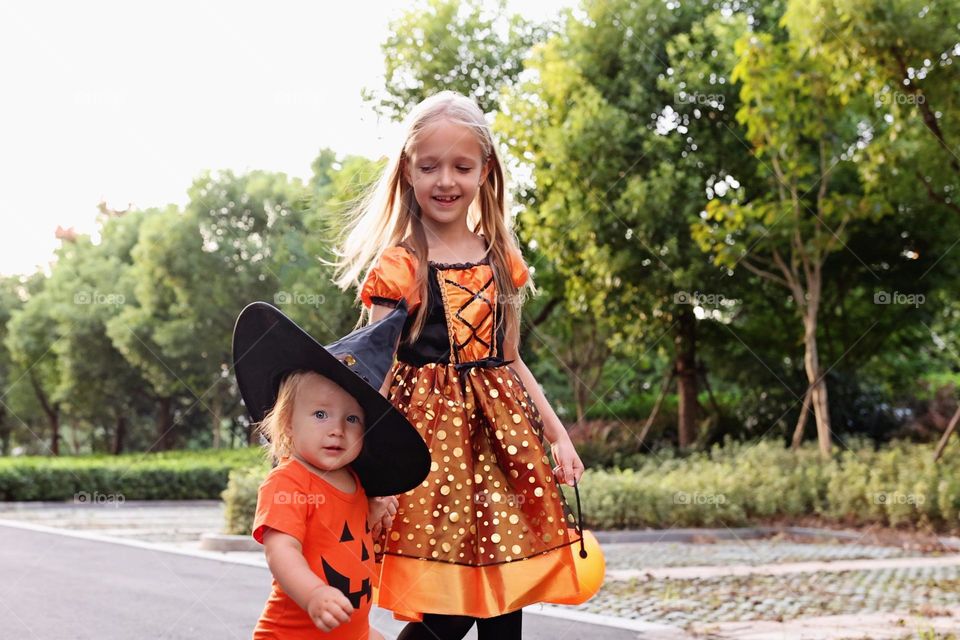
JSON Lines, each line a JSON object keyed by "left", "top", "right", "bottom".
{"left": 335, "top": 90, "right": 586, "bottom": 639}
{"left": 252, "top": 369, "right": 380, "bottom": 639}
{"left": 232, "top": 301, "right": 430, "bottom": 639}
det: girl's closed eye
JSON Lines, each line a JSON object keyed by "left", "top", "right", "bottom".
{"left": 419, "top": 165, "right": 473, "bottom": 173}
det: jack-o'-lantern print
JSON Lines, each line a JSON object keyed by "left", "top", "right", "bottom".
{"left": 321, "top": 520, "right": 374, "bottom": 609}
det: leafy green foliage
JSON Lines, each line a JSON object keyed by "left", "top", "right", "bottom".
{"left": 4, "top": 0, "right": 960, "bottom": 460}
{"left": 566, "top": 439, "right": 960, "bottom": 530}
{"left": 222, "top": 465, "right": 270, "bottom": 535}
{"left": 0, "top": 448, "right": 265, "bottom": 501}
{"left": 365, "top": 0, "right": 547, "bottom": 119}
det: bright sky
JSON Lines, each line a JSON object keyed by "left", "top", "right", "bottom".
{"left": 0, "top": 0, "right": 570, "bottom": 277}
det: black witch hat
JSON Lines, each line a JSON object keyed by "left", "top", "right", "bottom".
{"left": 232, "top": 300, "right": 429, "bottom": 496}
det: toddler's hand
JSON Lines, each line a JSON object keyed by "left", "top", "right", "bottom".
{"left": 368, "top": 495, "right": 399, "bottom": 538}
{"left": 306, "top": 584, "right": 354, "bottom": 632}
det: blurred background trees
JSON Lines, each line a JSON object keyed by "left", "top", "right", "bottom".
{"left": 3, "top": 0, "right": 959, "bottom": 459}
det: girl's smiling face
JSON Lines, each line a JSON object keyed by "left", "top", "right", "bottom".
{"left": 404, "top": 118, "right": 489, "bottom": 228}
{"left": 286, "top": 372, "right": 364, "bottom": 474}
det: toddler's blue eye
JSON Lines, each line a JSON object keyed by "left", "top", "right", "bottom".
{"left": 347, "top": 415, "right": 362, "bottom": 424}
{"left": 313, "top": 410, "right": 327, "bottom": 419}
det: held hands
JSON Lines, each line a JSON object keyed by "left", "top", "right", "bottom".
{"left": 367, "top": 495, "right": 399, "bottom": 538}
{"left": 306, "top": 584, "right": 354, "bottom": 632}
{"left": 551, "top": 434, "right": 585, "bottom": 486}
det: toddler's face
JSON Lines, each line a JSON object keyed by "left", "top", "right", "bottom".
{"left": 405, "top": 118, "right": 488, "bottom": 228}
{"left": 286, "top": 372, "right": 364, "bottom": 473}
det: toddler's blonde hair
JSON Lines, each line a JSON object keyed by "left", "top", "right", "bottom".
{"left": 256, "top": 370, "right": 312, "bottom": 463}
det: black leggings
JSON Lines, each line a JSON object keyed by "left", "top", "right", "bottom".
{"left": 395, "top": 610, "right": 523, "bottom": 640}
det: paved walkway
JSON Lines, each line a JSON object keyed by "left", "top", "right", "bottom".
{"left": 2, "top": 501, "right": 959, "bottom": 638}
{"left": 0, "top": 521, "right": 644, "bottom": 640}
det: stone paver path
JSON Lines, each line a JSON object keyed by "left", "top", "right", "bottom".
{"left": 695, "top": 606, "right": 960, "bottom": 639}
{"left": 603, "top": 539, "right": 935, "bottom": 570}
{"left": 582, "top": 565, "right": 960, "bottom": 627}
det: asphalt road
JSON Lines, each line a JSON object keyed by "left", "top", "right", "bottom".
{"left": 0, "top": 524, "right": 644, "bottom": 639}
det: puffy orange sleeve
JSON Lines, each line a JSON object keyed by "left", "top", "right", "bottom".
{"left": 507, "top": 246, "right": 530, "bottom": 287}
{"left": 360, "top": 246, "right": 421, "bottom": 309}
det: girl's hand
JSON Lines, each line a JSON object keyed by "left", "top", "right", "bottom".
{"left": 306, "top": 584, "right": 354, "bottom": 632}
{"left": 367, "top": 495, "right": 399, "bottom": 538}
{"left": 551, "top": 435, "right": 585, "bottom": 486}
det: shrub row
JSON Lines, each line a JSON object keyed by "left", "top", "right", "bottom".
{"left": 222, "top": 440, "right": 960, "bottom": 534}
{"left": 222, "top": 466, "right": 269, "bottom": 535}
{"left": 0, "top": 448, "right": 266, "bottom": 501}
{"left": 10, "top": 440, "right": 958, "bottom": 533}
{"left": 562, "top": 440, "right": 960, "bottom": 531}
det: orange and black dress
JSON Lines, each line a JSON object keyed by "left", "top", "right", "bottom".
{"left": 360, "top": 244, "right": 582, "bottom": 621}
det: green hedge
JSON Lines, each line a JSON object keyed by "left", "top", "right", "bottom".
{"left": 20, "top": 440, "right": 956, "bottom": 532}
{"left": 220, "top": 440, "right": 960, "bottom": 533}
{"left": 0, "top": 448, "right": 266, "bottom": 501}
{"left": 562, "top": 440, "right": 960, "bottom": 531}
{"left": 222, "top": 466, "right": 269, "bottom": 535}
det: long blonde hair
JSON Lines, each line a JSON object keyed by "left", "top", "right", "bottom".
{"left": 334, "top": 90, "right": 530, "bottom": 343}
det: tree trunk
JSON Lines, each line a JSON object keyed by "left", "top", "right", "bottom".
{"left": 49, "top": 412, "right": 61, "bottom": 456}
{"left": 0, "top": 405, "right": 10, "bottom": 456}
{"left": 933, "top": 405, "right": 960, "bottom": 462}
{"left": 638, "top": 368, "right": 675, "bottom": 448}
{"left": 519, "top": 295, "right": 562, "bottom": 347}
{"left": 791, "top": 385, "right": 812, "bottom": 450}
{"left": 113, "top": 415, "right": 127, "bottom": 455}
{"left": 558, "top": 315, "right": 609, "bottom": 427}
{"left": 802, "top": 314, "right": 832, "bottom": 457}
{"left": 69, "top": 421, "right": 82, "bottom": 454}
{"left": 675, "top": 306, "right": 699, "bottom": 449}
{"left": 156, "top": 397, "right": 173, "bottom": 451}
{"left": 30, "top": 372, "right": 59, "bottom": 455}
{"left": 575, "top": 372, "right": 593, "bottom": 424}
{"left": 211, "top": 387, "right": 222, "bottom": 450}
{"left": 700, "top": 364, "right": 731, "bottom": 447}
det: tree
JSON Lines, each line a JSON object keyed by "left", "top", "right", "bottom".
{"left": 693, "top": 29, "right": 889, "bottom": 457}
{"left": 296, "top": 152, "right": 386, "bottom": 337}
{"left": 0, "top": 275, "right": 30, "bottom": 454}
{"left": 45, "top": 207, "right": 155, "bottom": 454}
{"left": 107, "top": 206, "right": 199, "bottom": 451}
{"left": 784, "top": 0, "right": 960, "bottom": 215}
{"left": 109, "top": 170, "right": 311, "bottom": 449}
{"left": 364, "top": 0, "right": 547, "bottom": 119}
{"left": 497, "top": 0, "right": 768, "bottom": 447}
{"left": 5, "top": 274, "right": 64, "bottom": 454}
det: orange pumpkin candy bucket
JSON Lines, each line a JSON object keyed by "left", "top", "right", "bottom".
{"left": 545, "top": 478, "right": 605, "bottom": 605}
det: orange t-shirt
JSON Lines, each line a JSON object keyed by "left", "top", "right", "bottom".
{"left": 252, "top": 457, "right": 376, "bottom": 639}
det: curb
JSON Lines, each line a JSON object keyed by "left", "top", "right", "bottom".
{"left": 0, "top": 518, "right": 269, "bottom": 567}
{"left": 594, "top": 525, "right": 960, "bottom": 550}
{"left": 0, "top": 499, "right": 223, "bottom": 509}
{"left": 199, "top": 532, "right": 261, "bottom": 552}
{"left": 594, "top": 527, "right": 773, "bottom": 543}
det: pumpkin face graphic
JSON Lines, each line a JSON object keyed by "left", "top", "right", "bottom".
{"left": 321, "top": 521, "right": 374, "bottom": 608}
